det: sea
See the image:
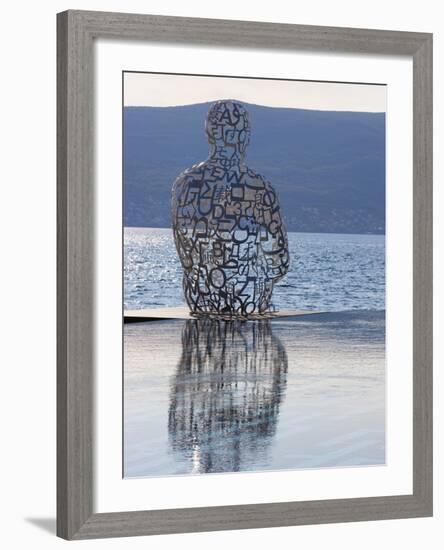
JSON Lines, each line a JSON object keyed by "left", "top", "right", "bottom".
{"left": 124, "top": 227, "right": 385, "bottom": 312}
{"left": 124, "top": 311, "right": 386, "bottom": 477}
{"left": 123, "top": 227, "right": 386, "bottom": 477}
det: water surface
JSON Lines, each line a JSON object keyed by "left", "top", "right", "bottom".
{"left": 124, "top": 227, "right": 385, "bottom": 312}
{"left": 124, "top": 311, "right": 385, "bottom": 478}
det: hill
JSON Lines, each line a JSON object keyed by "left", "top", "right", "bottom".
{"left": 124, "top": 102, "right": 385, "bottom": 234}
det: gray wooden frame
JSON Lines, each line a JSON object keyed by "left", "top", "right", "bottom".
{"left": 57, "top": 9, "right": 433, "bottom": 540}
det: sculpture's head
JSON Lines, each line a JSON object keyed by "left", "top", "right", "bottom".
{"left": 205, "top": 100, "right": 251, "bottom": 156}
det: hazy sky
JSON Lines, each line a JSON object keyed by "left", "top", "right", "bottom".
{"left": 124, "top": 72, "right": 386, "bottom": 112}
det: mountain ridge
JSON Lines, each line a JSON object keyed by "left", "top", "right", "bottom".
{"left": 124, "top": 102, "right": 385, "bottom": 234}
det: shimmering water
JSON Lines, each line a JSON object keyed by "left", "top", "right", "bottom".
{"left": 124, "top": 311, "right": 385, "bottom": 477}
{"left": 124, "top": 227, "right": 385, "bottom": 311}
{"left": 124, "top": 227, "right": 385, "bottom": 477}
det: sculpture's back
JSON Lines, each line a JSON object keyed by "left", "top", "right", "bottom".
{"left": 172, "top": 100, "right": 289, "bottom": 318}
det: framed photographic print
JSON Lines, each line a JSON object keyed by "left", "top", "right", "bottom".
{"left": 57, "top": 10, "right": 433, "bottom": 540}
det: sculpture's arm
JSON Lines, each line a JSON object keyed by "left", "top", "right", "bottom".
{"left": 171, "top": 172, "right": 199, "bottom": 271}
{"left": 261, "top": 181, "right": 290, "bottom": 282}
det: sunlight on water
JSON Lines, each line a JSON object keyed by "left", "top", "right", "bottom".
{"left": 123, "top": 227, "right": 385, "bottom": 477}
{"left": 124, "top": 227, "right": 385, "bottom": 311}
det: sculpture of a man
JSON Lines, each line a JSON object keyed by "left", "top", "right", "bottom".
{"left": 172, "top": 100, "right": 289, "bottom": 317}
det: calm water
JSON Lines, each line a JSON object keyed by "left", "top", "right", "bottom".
{"left": 124, "top": 227, "right": 385, "bottom": 311}
{"left": 124, "top": 227, "right": 385, "bottom": 477}
{"left": 124, "top": 311, "right": 385, "bottom": 477}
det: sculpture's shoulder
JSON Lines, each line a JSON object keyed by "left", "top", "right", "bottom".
{"left": 243, "top": 166, "right": 266, "bottom": 186}
{"left": 171, "top": 162, "right": 207, "bottom": 209}
{"left": 244, "top": 167, "right": 279, "bottom": 199}
{"left": 173, "top": 162, "right": 206, "bottom": 188}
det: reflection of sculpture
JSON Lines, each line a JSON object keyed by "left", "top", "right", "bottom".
{"left": 168, "top": 319, "right": 288, "bottom": 474}
{"left": 172, "top": 100, "right": 289, "bottom": 318}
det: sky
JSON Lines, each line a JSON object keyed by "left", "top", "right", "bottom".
{"left": 124, "top": 71, "right": 386, "bottom": 112}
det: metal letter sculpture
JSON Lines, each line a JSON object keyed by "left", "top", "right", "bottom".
{"left": 172, "top": 100, "right": 289, "bottom": 318}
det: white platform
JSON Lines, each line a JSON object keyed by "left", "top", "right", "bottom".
{"left": 124, "top": 306, "right": 322, "bottom": 322}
